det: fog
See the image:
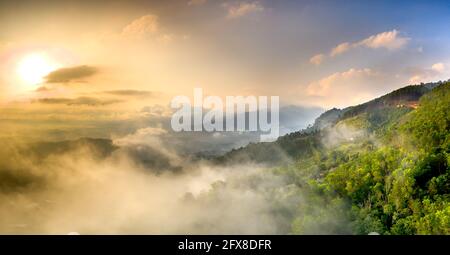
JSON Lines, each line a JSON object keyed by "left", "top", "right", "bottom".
{"left": 0, "top": 134, "right": 302, "bottom": 234}
{"left": 0, "top": 107, "right": 361, "bottom": 234}
{"left": 322, "top": 123, "right": 368, "bottom": 148}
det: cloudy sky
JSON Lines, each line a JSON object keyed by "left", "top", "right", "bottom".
{"left": 1, "top": 0, "right": 449, "bottom": 142}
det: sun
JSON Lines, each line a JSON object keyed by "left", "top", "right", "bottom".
{"left": 16, "top": 53, "right": 60, "bottom": 86}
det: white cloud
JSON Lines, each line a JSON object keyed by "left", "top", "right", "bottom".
{"left": 307, "top": 68, "right": 379, "bottom": 96}
{"left": 355, "top": 29, "right": 409, "bottom": 50}
{"left": 408, "top": 62, "right": 447, "bottom": 84}
{"left": 113, "top": 126, "right": 180, "bottom": 164}
{"left": 431, "top": 62, "right": 445, "bottom": 73}
{"left": 408, "top": 75, "right": 423, "bottom": 84}
{"left": 309, "top": 54, "right": 325, "bottom": 66}
{"left": 305, "top": 68, "right": 387, "bottom": 108}
{"left": 225, "top": 1, "right": 264, "bottom": 19}
{"left": 313, "top": 29, "right": 410, "bottom": 64}
{"left": 122, "top": 15, "right": 159, "bottom": 37}
{"left": 114, "top": 127, "right": 167, "bottom": 147}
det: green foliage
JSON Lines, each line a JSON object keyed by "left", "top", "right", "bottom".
{"left": 413, "top": 197, "right": 450, "bottom": 234}
{"left": 401, "top": 82, "right": 450, "bottom": 151}
{"left": 284, "top": 82, "right": 450, "bottom": 234}
{"left": 342, "top": 84, "right": 430, "bottom": 119}
{"left": 290, "top": 187, "right": 353, "bottom": 234}
{"left": 213, "top": 82, "right": 449, "bottom": 234}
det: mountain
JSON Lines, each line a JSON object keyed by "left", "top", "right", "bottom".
{"left": 311, "top": 81, "right": 444, "bottom": 130}
{"left": 2, "top": 81, "right": 447, "bottom": 235}
{"left": 215, "top": 81, "right": 447, "bottom": 166}
{"left": 215, "top": 80, "right": 449, "bottom": 234}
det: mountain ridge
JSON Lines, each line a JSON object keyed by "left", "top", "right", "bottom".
{"left": 214, "top": 80, "right": 448, "bottom": 165}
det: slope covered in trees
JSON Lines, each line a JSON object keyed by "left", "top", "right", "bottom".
{"left": 216, "top": 81, "right": 450, "bottom": 234}
{"left": 288, "top": 82, "right": 449, "bottom": 234}
{"left": 215, "top": 81, "right": 444, "bottom": 166}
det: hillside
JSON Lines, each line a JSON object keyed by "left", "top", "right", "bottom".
{"left": 315, "top": 80, "right": 443, "bottom": 128}
{"left": 3, "top": 81, "right": 447, "bottom": 235}
{"left": 215, "top": 81, "right": 447, "bottom": 166}
{"left": 217, "top": 81, "right": 449, "bottom": 234}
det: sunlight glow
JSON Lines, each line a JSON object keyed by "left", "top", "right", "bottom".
{"left": 16, "top": 53, "right": 60, "bottom": 86}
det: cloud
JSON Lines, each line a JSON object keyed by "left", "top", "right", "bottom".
{"left": 121, "top": 14, "right": 177, "bottom": 44}
{"left": 312, "top": 30, "right": 410, "bottom": 64}
{"left": 122, "top": 14, "right": 159, "bottom": 37}
{"left": 112, "top": 127, "right": 180, "bottom": 168}
{"left": 0, "top": 126, "right": 350, "bottom": 234}
{"left": 36, "top": 97, "right": 121, "bottom": 106}
{"left": 102, "top": 90, "right": 156, "bottom": 98}
{"left": 407, "top": 62, "right": 447, "bottom": 84}
{"left": 355, "top": 30, "right": 409, "bottom": 50}
{"left": 309, "top": 54, "right": 325, "bottom": 66}
{"left": 305, "top": 68, "right": 386, "bottom": 107}
{"left": 0, "top": 137, "right": 301, "bottom": 234}
{"left": 141, "top": 105, "right": 173, "bottom": 117}
{"left": 188, "top": 0, "right": 207, "bottom": 6}
{"left": 431, "top": 62, "right": 445, "bottom": 72}
{"left": 35, "top": 86, "right": 51, "bottom": 92}
{"left": 408, "top": 75, "right": 421, "bottom": 84}
{"left": 225, "top": 1, "right": 264, "bottom": 19}
{"left": 45, "top": 65, "right": 98, "bottom": 83}
{"left": 330, "top": 42, "right": 351, "bottom": 57}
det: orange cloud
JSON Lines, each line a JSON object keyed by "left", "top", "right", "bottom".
{"left": 309, "top": 54, "right": 325, "bottom": 66}
{"left": 312, "top": 29, "right": 410, "bottom": 65}
{"left": 122, "top": 15, "right": 159, "bottom": 37}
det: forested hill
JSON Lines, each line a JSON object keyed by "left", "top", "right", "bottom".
{"left": 312, "top": 81, "right": 442, "bottom": 130}
{"left": 217, "top": 81, "right": 450, "bottom": 234}
{"left": 215, "top": 81, "right": 448, "bottom": 165}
